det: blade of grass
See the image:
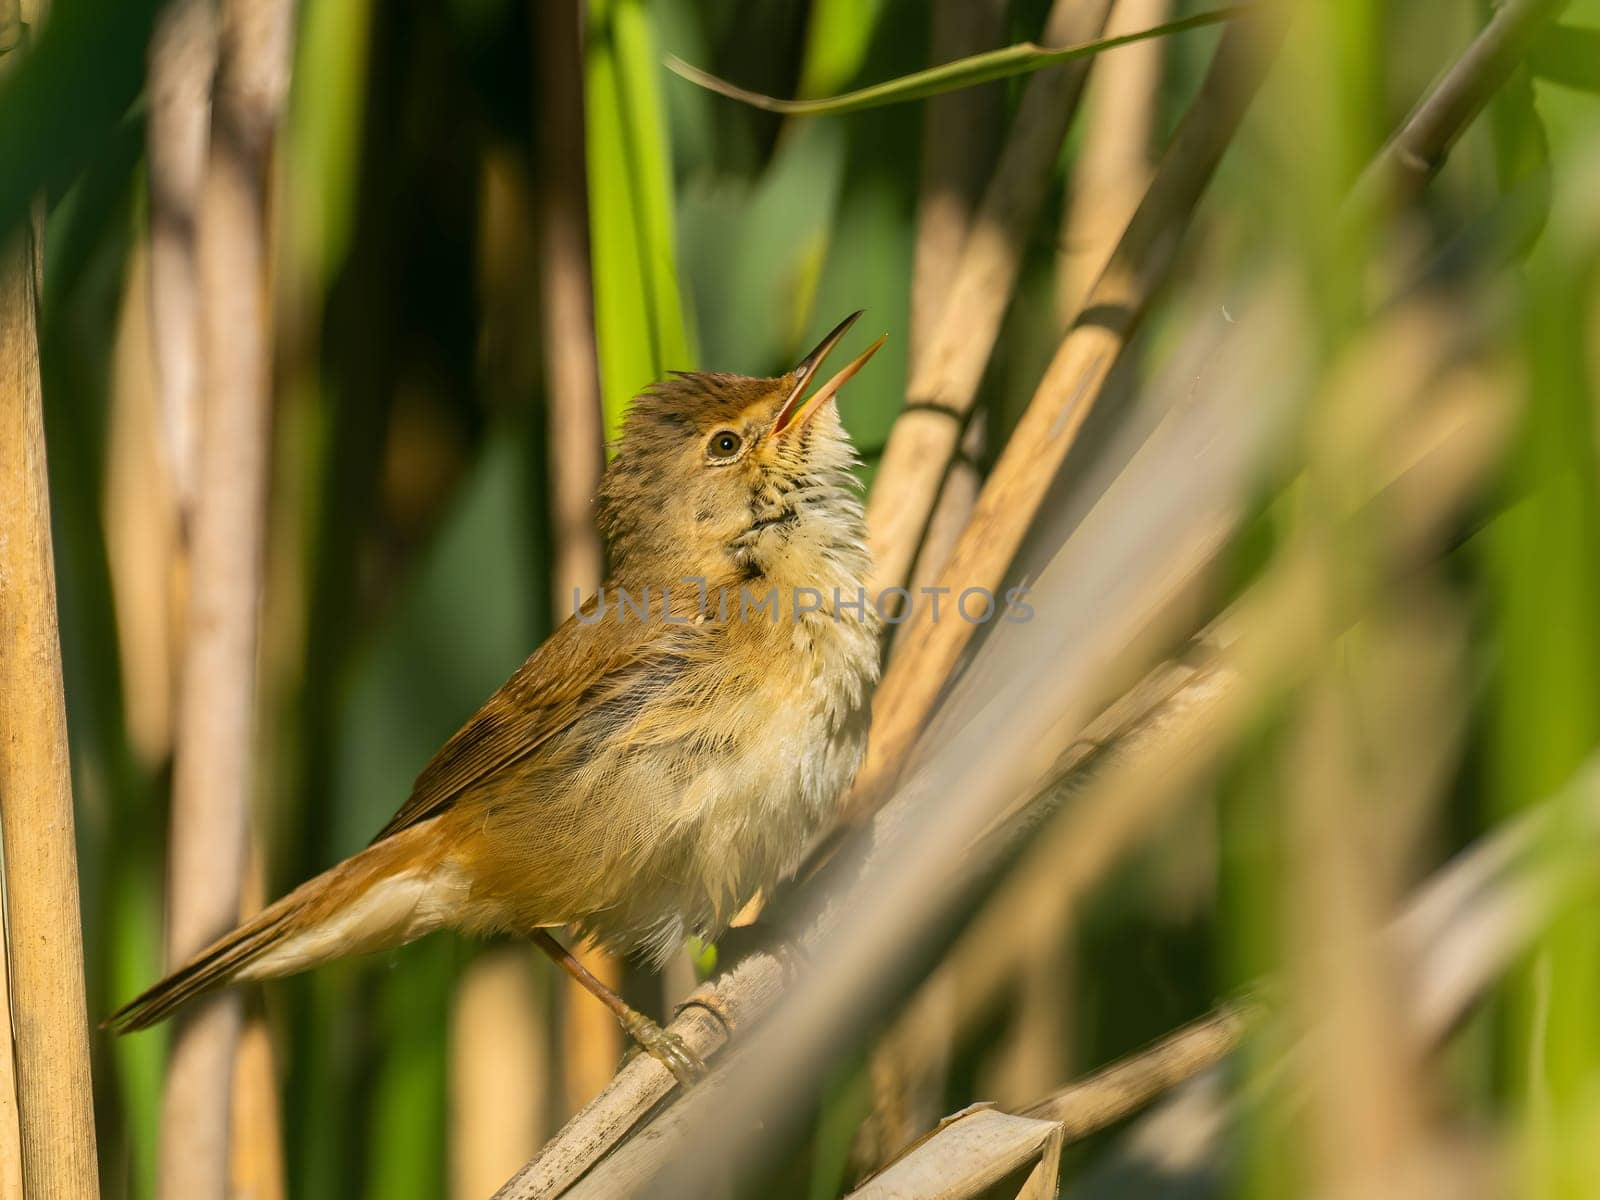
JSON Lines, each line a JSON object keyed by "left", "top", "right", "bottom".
{"left": 1484, "top": 153, "right": 1600, "bottom": 1199}
{"left": 586, "top": 0, "right": 694, "bottom": 443}
{"left": 1022, "top": 1002, "right": 1256, "bottom": 1134}
{"left": 666, "top": 5, "right": 1253, "bottom": 117}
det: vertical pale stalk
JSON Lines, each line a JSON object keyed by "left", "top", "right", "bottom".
{"left": 159, "top": 1, "right": 294, "bottom": 1197}
{"left": 106, "top": 243, "right": 181, "bottom": 767}
{"left": 538, "top": 0, "right": 606, "bottom": 627}
{"left": 228, "top": 1016, "right": 287, "bottom": 1200}
{"left": 1056, "top": 0, "right": 1167, "bottom": 321}
{"left": 907, "top": 0, "right": 1007, "bottom": 369}
{"left": 0, "top": 9, "right": 101, "bottom": 1196}
{"left": 145, "top": 0, "right": 215, "bottom": 528}
{"left": 0, "top": 14, "right": 27, "bottom": 1198}
{"left": 150, "top": 7, "right": 287, "bottom": 1194}
{"left": 228, "top": 855, "right": 285, "bottom": 1200}
{"left": 1285, "top": 670, "right": 1439, "bottom": 1198}
{"left": 451, "top": 952, "right": 552, "bottom": 1199}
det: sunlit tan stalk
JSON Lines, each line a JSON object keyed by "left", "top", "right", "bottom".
{"left": 158, "top": 1, "right": 294, "bottom": 1196}
{"left": 0, "top": 7, "right": 100, "bottom": 1192}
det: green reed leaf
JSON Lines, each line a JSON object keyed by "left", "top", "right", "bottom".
{"left": 666, "top": 5, "right": 1253, "bottom": 117}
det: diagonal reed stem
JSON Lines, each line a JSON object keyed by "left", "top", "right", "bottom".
{"left": 847, "top": 11, "right": 1284, "bottom": 821}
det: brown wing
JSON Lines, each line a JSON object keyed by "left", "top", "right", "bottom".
{"left": 369, "top": 605, "right": 671, "bottom": 844}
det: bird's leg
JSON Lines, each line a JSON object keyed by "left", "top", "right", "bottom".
{"left": 532, "top": 930, "right": 707, "bottom": 1088}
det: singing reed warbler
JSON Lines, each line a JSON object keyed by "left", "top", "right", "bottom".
{"left": 110, "top": 311, "right": 887, "bottom": 1083}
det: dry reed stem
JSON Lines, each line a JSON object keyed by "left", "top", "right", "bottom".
{"left": 106, "top": 242, "right": 181, "bottom": 766}
{"left": 847, "top": 13, "right": 1282, "bottom": 822}
{"left": 228, "top": 1009, "right": 286, "bottom": 1200}
{"left": 0, "top": 15, "right": 101, "bottom": 1193}
{"left": 1285, "top": 669, "right": 1441, "bottom": 1196}
{"left": 452, "top": 950, "right": 552, "bottom": 1199}
{"left": 0, "top": 900, "right": 17, "bottom": 1200}
{"left": 846, "top": 1106, "right": 1064, "bottom": 1200}
{"left": 895, "top": 0, "right": 1005, "bottom": 618}
{"left": 1353, "top": 0, "right": 1571, "bottom": 214}
{"left": 492, "top": 989, "right": 766, "bottom": 1198}
{"left": 158, "top": 1, "right": 293, "bottom": 1196}
{"left": 851, "top": 1006, "right": 1249, "bottom": 1198}
{"left": 145, "top": 0, "right": 215, "bottom": 527}
{"left": 865, "top": 0, "right": 1114, "bottom": 598}
{"left": 532, "top": 0, "right": 626, "bottom": 1115}
{"left": 227, "top": 853, "right": 285, "bottom": 1200}
{"left": 0, "top": 19, "right": 27, "bottom": 1198}
{"left": 1056, "top": 0, "right": 1166, "bottom": 320}
{"left": 537, "top": 0, "right": 606, "bottom": 613}
{"left": 1024, "top": 1002, "right": 1254, "bottom": 1135}
{"left": 908, "top": 0, "right": 1007, "bottom": 370}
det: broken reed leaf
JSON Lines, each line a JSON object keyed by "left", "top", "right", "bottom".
{"left": 665, "top": 4, "right": 1255, "bottom": 117}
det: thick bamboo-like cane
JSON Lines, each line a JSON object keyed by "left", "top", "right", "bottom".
{"left": 0, "top": 9, "right": 101, "bottom": 1195}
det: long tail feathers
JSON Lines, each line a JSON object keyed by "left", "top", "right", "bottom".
{"left": 106, "top": 829, "right": 444, "bottom": 1034}
{"left": 104, "top": 888, "right": 311, "bottom": 1033}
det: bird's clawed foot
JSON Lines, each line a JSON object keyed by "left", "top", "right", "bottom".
{"left": 621, "top": 1009, "right": 707, "bottom": 1088}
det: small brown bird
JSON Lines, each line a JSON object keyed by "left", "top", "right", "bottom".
{"left": 109, "top": 312, "right": 886, "bottom": 1082}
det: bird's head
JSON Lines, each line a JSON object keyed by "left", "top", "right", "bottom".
{"left": 597, "top": 311, "right": 886, "bottom": 584}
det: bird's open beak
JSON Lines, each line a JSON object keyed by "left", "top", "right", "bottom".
{"left": 772, "top": 310, "right": 888, "bottom": 436}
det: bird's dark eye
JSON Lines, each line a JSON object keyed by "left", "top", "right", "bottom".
{"left": 706, "top": 430, "right": 743, "bottom": 460}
